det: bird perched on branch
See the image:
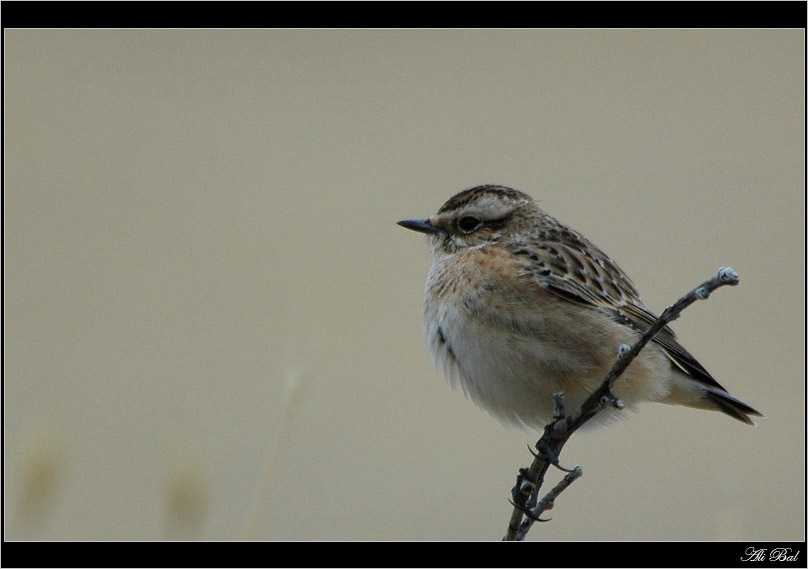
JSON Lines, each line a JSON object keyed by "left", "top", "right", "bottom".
{"left": 399, "top": 185, "right": 761, "bottom": 429}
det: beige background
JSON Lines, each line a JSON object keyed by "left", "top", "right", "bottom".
{"left": 4, "top": 30, "right": 804, "bottom": 541}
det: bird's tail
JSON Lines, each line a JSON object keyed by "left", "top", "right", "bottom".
{"left": 664, "top": 373, "right": 763, "bottom": 425}
{"left": 704, "top": 388, "right": 763, "bottom": 426}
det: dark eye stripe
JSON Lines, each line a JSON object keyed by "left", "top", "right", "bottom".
{"left": 485, "top": 215, "right": 511, "bottom": 230}
{"left": 456, "top": 213, "right": 511, "bottom": 233}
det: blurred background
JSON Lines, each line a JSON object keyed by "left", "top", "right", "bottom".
{"left": 4, "top": 29, "right": 804, "bottom": 541}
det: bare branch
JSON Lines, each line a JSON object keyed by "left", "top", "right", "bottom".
{"left": 503, "top": 268, "right": 739, "bottom": 541}
{"left": 515, "top": 466, "right": 583, "bottom": 541}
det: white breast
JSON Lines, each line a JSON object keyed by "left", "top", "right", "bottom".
{"left": 421, "top": 258, "right": 671, "bottom": 430}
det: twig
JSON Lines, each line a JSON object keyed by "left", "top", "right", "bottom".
{"left": 503, "top": 267, "right": 740, "bottom": 541}
{"left": 515, "top": 466, "right": 583, "bottom": 541}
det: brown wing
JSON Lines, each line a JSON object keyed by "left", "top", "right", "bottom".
{"left": 506, "top": 221, "right": 761, "bottom": 423}
{"left": 507, "top": 233, "right": 728, "bottom": 392}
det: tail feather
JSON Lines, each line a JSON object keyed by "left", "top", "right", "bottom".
{"left": 705, "top": 389, "right": 763, "bottom": 426}
{"left": 664, "top": 371, "right": 762, "bottom": 426}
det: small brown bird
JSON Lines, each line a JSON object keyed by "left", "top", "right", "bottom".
{"left": 399, "top": 185, "right": 761, "bottom": 430}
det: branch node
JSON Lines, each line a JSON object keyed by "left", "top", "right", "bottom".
{"left": 601, "top": 391, "right": 625, "bottom": 410}
{"left": 511, "top": 467, "right": 534, "bottom": 502}
{"left": 551, "top": 391, "right": 566, "bottom": 421}
{"left": 695, "top": 286, "right": 710, "bottom": 299}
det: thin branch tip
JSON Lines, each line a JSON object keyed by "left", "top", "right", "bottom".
{"left": 717, "top": 267, "right": 739, "bottom": 284}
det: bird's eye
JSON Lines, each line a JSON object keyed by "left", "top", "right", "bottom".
{"left": 457, "top": 216, "right": 481, "bottom": 233}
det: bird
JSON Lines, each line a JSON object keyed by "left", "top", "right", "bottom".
{"left": 398, "top": 184, "right": 761, "bottom": 430}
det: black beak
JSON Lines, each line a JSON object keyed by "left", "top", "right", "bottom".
{"left": 397, "top": 218, "right": 441, "bottom": 234}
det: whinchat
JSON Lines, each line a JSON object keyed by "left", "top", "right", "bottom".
{"left": 399, "top": 185, "right": 760, "bottom": 429}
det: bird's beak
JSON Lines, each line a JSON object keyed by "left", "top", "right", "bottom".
{"left": 397, "top": 218, "right": 441, "bottom": 234}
